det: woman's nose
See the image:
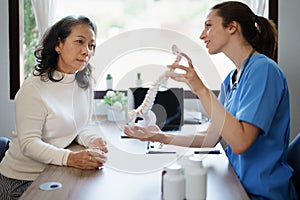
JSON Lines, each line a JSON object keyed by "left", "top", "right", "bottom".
{"left": 81, "top": 45, "right": 90, "bottom": 55}
{"left": 199, "top": 30, "right": 206, "bottom": 40}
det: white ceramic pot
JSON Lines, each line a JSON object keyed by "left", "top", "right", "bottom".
{"left": 107, "top": 108, "right": 126, "bottom": 122}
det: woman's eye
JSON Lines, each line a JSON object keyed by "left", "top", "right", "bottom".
{"left": 76, "top": 40, "right": 84, "bottom": 44}
{"left": 89, "top": 44, "right": 95, "bottom": 49}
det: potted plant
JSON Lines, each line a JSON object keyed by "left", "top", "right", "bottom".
{"left": 103, "top": 91, "right": 127, "bottom": 121}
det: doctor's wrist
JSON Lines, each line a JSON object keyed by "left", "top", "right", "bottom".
{"left": 153, "top": 132, "right": 168, "bottom": 144}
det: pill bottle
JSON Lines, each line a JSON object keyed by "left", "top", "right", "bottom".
{"left": 163, "top": 164, "right": 185, "bottom": 200}
{"left": 185, "top": 156, "right": 207, "bottom": 200}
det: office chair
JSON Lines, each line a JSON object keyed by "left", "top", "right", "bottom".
{"left": 0, "top": 136, "right": 10, "bottom": 162}
{"left": 287, "top": 133, "right": 300, "bottom": 197}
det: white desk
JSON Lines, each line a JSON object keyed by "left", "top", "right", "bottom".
{"left": 20, "top": 118, "right": 249, "bottom": 200}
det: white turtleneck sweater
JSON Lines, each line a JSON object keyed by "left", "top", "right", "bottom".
{"left": 0, "top": 72, "right": 101, "bottom": 180}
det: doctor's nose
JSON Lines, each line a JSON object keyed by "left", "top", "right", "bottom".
{"left": 199, "top": 30, "right": 206, "bottom": 40}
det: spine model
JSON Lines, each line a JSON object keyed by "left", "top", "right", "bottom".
{"left": 128, "top": 44, "right": 182, "bottom": 127}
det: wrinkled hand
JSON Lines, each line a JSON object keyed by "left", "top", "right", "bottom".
{"left": 88, "top": 137, "right": 108, "bottom": 153}
{"left": 123, "top": 125, "right": 164, "bottom": 142}
{"left": 167, "top": 52, "right": 205, "bottom": 94}
{"left": 67, "top": 148, "right": 107, "bottom": 170}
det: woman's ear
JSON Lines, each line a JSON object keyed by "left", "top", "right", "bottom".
{"left": 55, "top": 38, "right": 62, "bottom": 53}
{"left": 227, "top": 21, "right": 238, "bottom": 34}
{"left": 55, "top": 46, "right": 61, "bottom": 53}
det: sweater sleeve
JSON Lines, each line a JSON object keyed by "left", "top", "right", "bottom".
{"left": 75, "top": 121, "right": 103, "bottom": 147}
{"left": 75, "top": 81, "right": 104, "bottom": 147}
{"left": 15, "top": 82, "right": 71, "bottom": 166}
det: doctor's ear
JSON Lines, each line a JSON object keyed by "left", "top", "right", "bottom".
{"left": 227, "top": 21, "right": 238, "bottom": 34}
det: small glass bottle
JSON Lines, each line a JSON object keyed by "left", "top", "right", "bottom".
{"left": 106, "top": 74, "right": 113, "bottom": 90}
{"left": 135, "top": 72, "right": 143, "bottom": 87}
{"left": 163, "top": 164, "right": 185, "bottom": 200}
{"left": 185, "top": 156, "right": 207, "bottom": 200}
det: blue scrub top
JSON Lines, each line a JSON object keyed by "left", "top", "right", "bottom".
{"left": 218, "top": 54, "right": 297, "bottom": 199}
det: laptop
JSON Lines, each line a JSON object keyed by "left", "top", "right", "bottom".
{"left": 128, "top": 87, "right": 184, "bottom": 131}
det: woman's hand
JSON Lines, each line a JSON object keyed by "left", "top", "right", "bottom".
{"left": 67, "top": 148, "right": 107, "bottom": 170}
{"left": 88, "top": 137, "right": 108, "bottom": 153}
{"left": 123, "top": 125, "right": 165, "bottom": 143}
{"left": 167, "top": 52, "right": 206, "bottom": 94}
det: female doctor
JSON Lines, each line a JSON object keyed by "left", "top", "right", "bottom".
{"left": 124, "top": 1, "right": 297, "bottom": 199}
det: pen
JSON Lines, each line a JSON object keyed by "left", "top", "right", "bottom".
{"left": 194, "top": 150, "right": 221, "bottom": 154}
{"left": 147, "top": 151, "right": 176, "bottom": 154}
{"left": 121, "top": 135, "right": 133, "bottom": 139}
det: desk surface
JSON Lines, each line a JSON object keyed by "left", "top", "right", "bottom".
{"left": 20, "top": 119, "right": 249, "bottom": 200}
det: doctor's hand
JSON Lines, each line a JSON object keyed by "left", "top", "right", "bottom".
{"left": 167, "top": 52, "right": 206, "bottom": 94}
{"left": 67, "top": 148, "right": 107, "bottom": 170}
{"left": 123, "top": 125, "right": 165, "bottom": 143}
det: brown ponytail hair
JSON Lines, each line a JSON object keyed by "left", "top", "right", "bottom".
{"left": 212, "top": 1, "right": 277, "bottom": 60}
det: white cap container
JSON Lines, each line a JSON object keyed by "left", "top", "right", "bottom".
{"left": 163, "top": 164, "right": 185, "bottom": 200}
{"left": 185, "top": 156, "right": 207, "bottom": 200}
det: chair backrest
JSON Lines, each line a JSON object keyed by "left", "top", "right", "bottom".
{"left": 287, "top": 133, "right": 300, "bottom": 197}
{"left": 0, "top": 137, "right": 10, "bottom": 162}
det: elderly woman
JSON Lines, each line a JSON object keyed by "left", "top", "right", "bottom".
{"left": 0, "top": 15, "right": 108, "bottom": 199}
